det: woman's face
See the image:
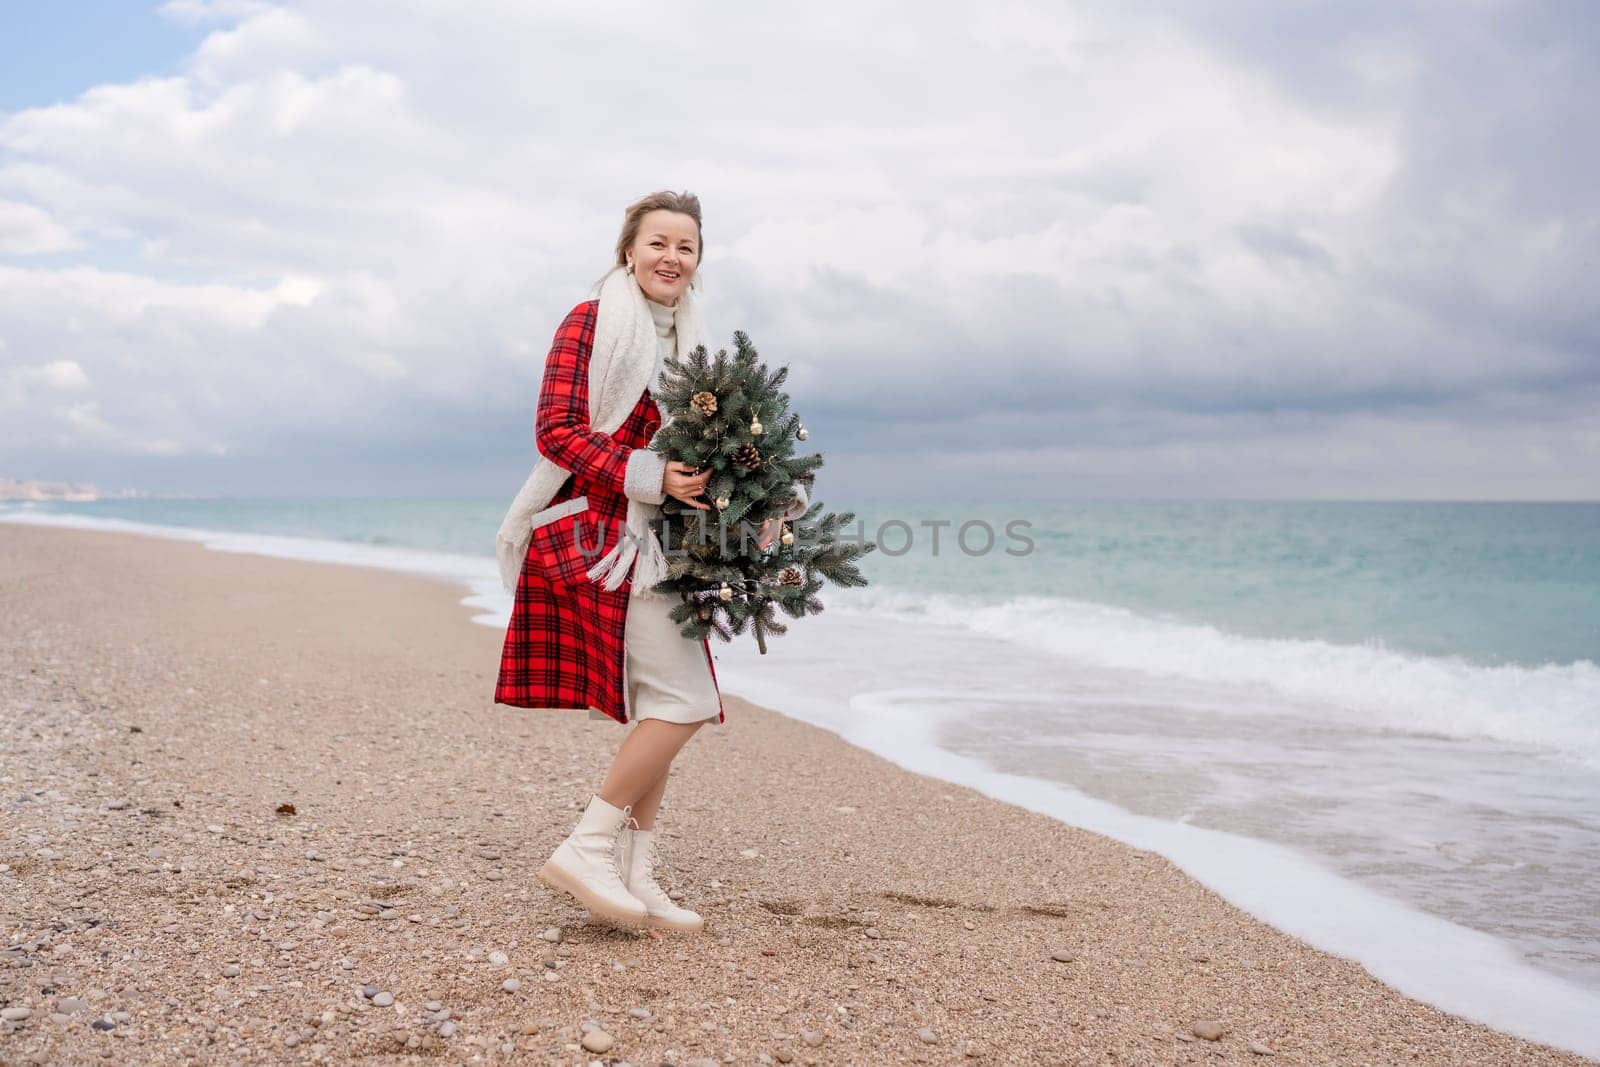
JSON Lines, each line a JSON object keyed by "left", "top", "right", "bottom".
{"left": 627, "top": 210, "right": 700, "bottom": 306}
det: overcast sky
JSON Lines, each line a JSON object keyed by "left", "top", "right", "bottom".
{"left": 1, "top": 0, "right": 1596, "bottom": 500}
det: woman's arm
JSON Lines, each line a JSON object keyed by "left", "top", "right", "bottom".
{"left": 533, "top": 301, "right": 666, "bottom": 505}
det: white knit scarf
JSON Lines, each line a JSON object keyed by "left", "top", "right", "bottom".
{"left": 494, "top": 265, "right": 708, "bottom": 598}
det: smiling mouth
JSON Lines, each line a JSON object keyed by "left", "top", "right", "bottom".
{"left": 655, "top": 270, "right": 680, "bottom": 282}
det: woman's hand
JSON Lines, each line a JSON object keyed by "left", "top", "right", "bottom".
{"left": 756, "top": 516, "right": 781, "bottom": 551}
{"left": 663, "top": 461, "right": 712, "bottom": 510}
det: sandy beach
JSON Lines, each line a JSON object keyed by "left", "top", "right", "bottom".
{"left": 0, "top": 522, "right": 1589, "bottom": 1066}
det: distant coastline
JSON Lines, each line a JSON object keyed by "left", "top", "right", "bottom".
{"left": 0, "top": 477, "right": 205, "bottom": 502}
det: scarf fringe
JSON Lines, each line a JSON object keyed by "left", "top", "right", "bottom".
{"left": 585, "top": 510, "right": 670, "bottom": 597}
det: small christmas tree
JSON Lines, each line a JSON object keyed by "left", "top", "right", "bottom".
{"left": 643, "top": 330, "right": 875, "bottom": 653}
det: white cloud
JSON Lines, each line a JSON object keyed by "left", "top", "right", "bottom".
{"left": 2, "top": 359, "right": 91, "bottom": 405}
{"left": 158, "top": 0, "right": 279, "bottom": 27}
{"left": 0, "top": 199, "right": 80, "bottom": 254}
{"left": 30, "top": 359, "right": 90, "bottom": 390}
{"left": 0, "top": 0, "right": 1594, "bottom": 496}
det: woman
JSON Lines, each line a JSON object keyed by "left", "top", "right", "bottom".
{"left": 493, "top": 190, "right": 807, "bottom": 934}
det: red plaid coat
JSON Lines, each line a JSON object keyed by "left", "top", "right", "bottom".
{"left": 494, "top": 299, "right": 726, "bottom": 726}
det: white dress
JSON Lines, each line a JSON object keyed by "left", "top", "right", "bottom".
{"left": 622, "top": 583, "right": 722, "bottom": 725}
{"left": 589, "top": 295, "right": 722, "bottom": 726}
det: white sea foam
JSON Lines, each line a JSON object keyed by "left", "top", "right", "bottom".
{"left": 710, "top": 667, "right": 1600, "bottom": 1061}
{"left": 828, "top": 585, "right": 1600, "bottom": 770}
{"left": 0, "top": 508, "right": 503, "bottom": 607}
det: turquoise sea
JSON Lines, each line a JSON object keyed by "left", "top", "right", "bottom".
{"left": 4, "top": 497, "right": 1598, "bottom": 1056}
{"left": 16, "top": 496, "right": 1595, "bottom": 667}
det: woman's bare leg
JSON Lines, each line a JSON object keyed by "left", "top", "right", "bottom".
{"left": 628, "top": 769, "right": 670, "bottom": 830}
{"left": 597, "top": 719, "right": 703, "bottom": 816}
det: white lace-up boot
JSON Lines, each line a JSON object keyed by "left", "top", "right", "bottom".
{"left": 615, "top": 820, "right": 704, "bottom": 932}
{"left": 538, "top": 794, "right": 647, "bottom": 927}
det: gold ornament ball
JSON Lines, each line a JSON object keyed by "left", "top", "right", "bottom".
{"left": 718, "top": 582, "right": 733, "bottom": 601}
{"left": 715, "top": 495, "right": 730, "bottom": 510}
{"left": 780, "top": 529, "right": 794, "bottom": 545}
{"left": 797, "top": 425, "right": 808, "bottom": 441}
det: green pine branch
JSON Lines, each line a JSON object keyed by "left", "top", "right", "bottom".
{"left": 642, "top": 333, "right": 876, "bottom": 652}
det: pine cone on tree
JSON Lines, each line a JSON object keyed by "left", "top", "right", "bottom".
{"left": 735, "top": 442, "right": 762, "bottom": 471}
{"left": 779, "top": 566, "right": 804, "bottom": 588}
{"left": 691, "top": 390, "right": 719, "bottom": 417}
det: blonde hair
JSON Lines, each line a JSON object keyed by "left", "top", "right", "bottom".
{"left": 595, "top": 190, "right": 704, "bottom": 294}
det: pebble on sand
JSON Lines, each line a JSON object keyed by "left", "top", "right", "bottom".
{"left": 580, "top": 1029, "right": 614, "bottom": 1053}
{"left": 1190, "top": 1019, "right": 1226, "bottom": 1041}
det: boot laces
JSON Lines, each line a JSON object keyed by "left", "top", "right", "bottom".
{"left": 607, "top": 811, "right": 640, "bottom": 881}
{"left": 633, "top": 832, "right": 678, "bottom": 909}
